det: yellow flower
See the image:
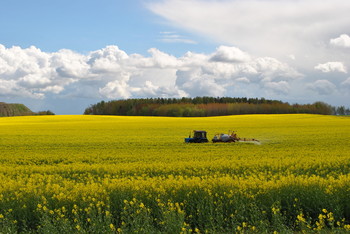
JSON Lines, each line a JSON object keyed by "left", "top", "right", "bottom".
{"left": 327, "top": 212, "right": 334, "bottom": 222}
{"left": 272, "top": 207, "right": 280, "bottom": 214}
{"left": 297, "top": 213, "right": 306, "bottom": 223}
{"left": 110, "top": 223, "right": 115, "bottom": 231}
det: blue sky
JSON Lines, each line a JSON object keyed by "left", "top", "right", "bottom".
{"left": 0, "top": 0, "right": 213, "bottom": 55}
{"left": 1, "top": 1, "right": 149, "bottom": 52}
{"left": 1, "top": 0, "right": 350, "bottom": 114}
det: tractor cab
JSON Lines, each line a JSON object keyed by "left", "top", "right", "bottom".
{"left": 185, "top": 130, "right": 209, "bottom": 143}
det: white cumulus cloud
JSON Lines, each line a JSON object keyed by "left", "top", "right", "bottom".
{"left": 330, "top": 34, "right": 350, "bottom": 48}
{"left": 1, "top": 43, "right": 348, "bottom": 112}
{"left": 210, "top": 46, "right": 251, "bottom": 63}
{"left": 99, "top": 80, "right": 131, "bottom": 99}
{"left": 314, "top": 62, "right": 347, "bottom": 73}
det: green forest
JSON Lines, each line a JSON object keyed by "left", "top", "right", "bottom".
{"left": 84, "top": 97, "right": 347, "bottom": 117}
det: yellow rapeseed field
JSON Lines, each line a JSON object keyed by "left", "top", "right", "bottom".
{"left": 0, "top": 114, "right": 349, "bottom": 233}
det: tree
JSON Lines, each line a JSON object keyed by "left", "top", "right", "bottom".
{"left": 336, "top": 106, "right": 345, "bottom": 115}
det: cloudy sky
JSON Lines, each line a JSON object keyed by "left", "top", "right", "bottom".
{"left": 1, "top": 0, "right": 349, "bottom": 114}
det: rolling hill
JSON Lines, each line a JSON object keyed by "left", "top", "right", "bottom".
{"left": 0, "top": 102, "right": 34, "bottom": 117}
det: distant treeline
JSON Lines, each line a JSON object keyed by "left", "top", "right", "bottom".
{"left": 0, "top": 102, "right": 55, "bottom": 117}
{"left": 83, "top": 97, "right": 347, "bottom": 117}
{"left": 334, "top": 106, "right": 350, "bottom": 116}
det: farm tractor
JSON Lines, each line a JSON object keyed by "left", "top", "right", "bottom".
{"left": 212, "top": 130, "right": 259, "bottom": 143}
{"left": 184, "top": 130, "right": 259, "bottom": 144}
{"left": 184, "top": 130, "right": 209, "bottom": 143}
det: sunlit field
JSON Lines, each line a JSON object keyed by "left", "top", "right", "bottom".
{"left": 0, "top": 114, "right": 350, "bottom": 233}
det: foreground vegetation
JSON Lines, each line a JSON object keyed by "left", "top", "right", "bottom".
{"left": 84, "top": 97, "right": 338, "bottom": 116}
{"left": 0, "top": 114, "right": 350, "bottom": 233}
